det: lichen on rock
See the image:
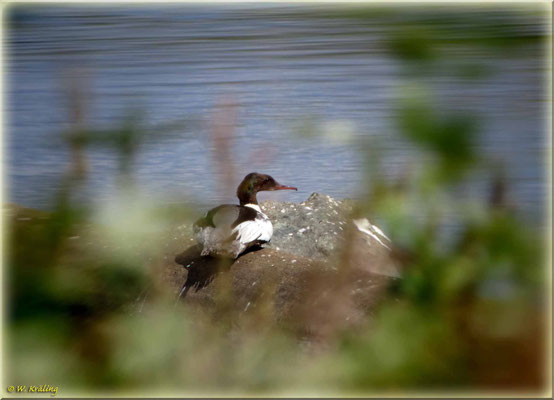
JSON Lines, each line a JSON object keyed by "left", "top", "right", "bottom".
{"left": 261, "top": 192, "right": 399, "bottom": 277}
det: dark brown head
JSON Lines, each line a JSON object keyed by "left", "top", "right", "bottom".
{"left": 236, "top": 172, "right": 297, "bottom": 205}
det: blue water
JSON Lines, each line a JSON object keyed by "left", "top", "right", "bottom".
{"left": 5, "top": 5, "right": 549, "bottom": 227}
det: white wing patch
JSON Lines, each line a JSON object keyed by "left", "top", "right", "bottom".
{"left": 196, "top": 204, "right": 274, "bottom": 258}
{"left": 232, "top": 217, "right": 273, "bottom": 245}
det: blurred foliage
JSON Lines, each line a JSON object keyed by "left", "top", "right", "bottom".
{"left": 328, "top": 5, "right": 548, "bottom": 52}
{"left": 396, "top": 91, "right": 478, "bottom": 179}
{"left": 4, "top": 6, "right": 549, "bottom": 397}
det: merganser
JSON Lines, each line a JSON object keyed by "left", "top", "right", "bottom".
{"left": 193, "top": 172, "right": 297, "bottom": 259}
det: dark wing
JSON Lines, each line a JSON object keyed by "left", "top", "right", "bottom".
{"left": 194, "top": 204, "right": 240, "bottom": 230}
{"left": 231, "top": 206, "right": 259, "bottom": 228}
{"left": 194, "top": 205, "right": 259, "bottom": 230}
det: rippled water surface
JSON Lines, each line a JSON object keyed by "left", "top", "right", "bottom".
{"left": 6, "top": 5, "right": 549, "bottom": 225}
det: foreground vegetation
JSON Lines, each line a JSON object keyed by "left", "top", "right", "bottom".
{"left": 5, "top": 6, "right": 549, "bottom": 397}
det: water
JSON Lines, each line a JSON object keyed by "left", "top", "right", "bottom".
{"left": 5, "top": 5, "right": 549, "bottom": 227}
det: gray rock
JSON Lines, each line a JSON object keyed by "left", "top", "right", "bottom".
{"left": 260, "top": 193, "right": 349, "bottom": 259}
{"left": 261, "top": 193, "right": 399, "bottom": 277}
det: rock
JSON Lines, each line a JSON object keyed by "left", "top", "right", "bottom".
{"left": 260, "top": 192, "right": 399, "bottom": 277}
{"left": 172, "top": 245, "right": 393, "bottom": 340}
{"left": 168, "top": 193, "right": 400, "bottom": 339}
{"left": 260, "top": 193, "right": 349, "bottom": 259}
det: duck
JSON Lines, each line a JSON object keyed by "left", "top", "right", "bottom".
{"left": 193, "top": 172, "right": 297, "bottom": 259}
